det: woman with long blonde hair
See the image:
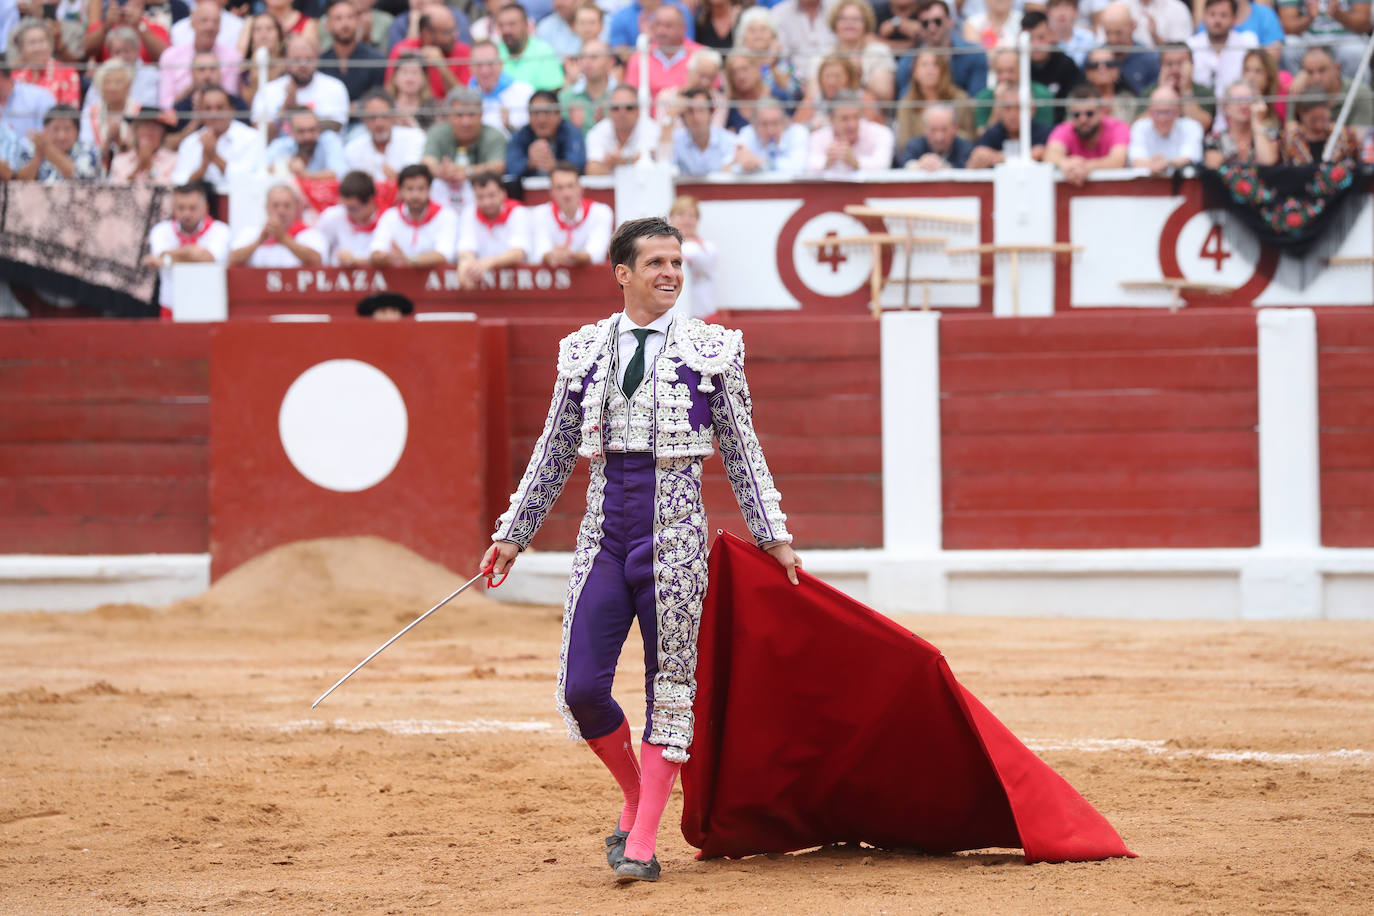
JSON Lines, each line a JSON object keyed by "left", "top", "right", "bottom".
{"left": 796, "top": 52, "right": 882, "bottom": 128}
{"left": 895, "top": 50, "right": 974, "bottom": 149}
{"left": 237, "top": 14, "right": 286, "bottom": 106}
{"left": 1242, "top": 48, "right": 1289, "bottom": 123}
{"left": 387, "top": 53, "right": 436, "bottom": 129}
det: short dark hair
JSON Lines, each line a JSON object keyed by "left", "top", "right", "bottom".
{"left": 338, "top": 170, "right": 376, "bottom": 202}
{"left": 1159, "top": 42, "right": 1192, "bottom": 61}
{"left": 1068, "top": 83, "right": 1101, "bottom": 102}
{"left": 550, "top": 160, "right": 580, "bottom": 179}
{"left": 530, "top": 89, "right": 560, "bottom": 107}
{"left": 200, "top": 85, "right": 232, "bottom": 106}
{"left": 44, "top": 105, "right": 80, "bottom": 126}
{"left": 397, "top": 163, "right": 432, "bottom": 185}
{"left": 681, "top": 85, "right": 713, "bottom": 109}
{"left": 1203, "top": 0, "right": 1237, "bottom": 11}
{"left": 608, "top": 217, "right": 684, "bottom": 278}
{"left": 1045, "top": 0, "right": 1078, "bottom": 8}
{"left": 173, "top": 182, "right": 209, "bottom": 202}
{"left": 360, "top": 87, "right": 395, "bottom": 107}
{"left": 470, "top": 172, "right": 503, "bottom": 190}
{"left": 914, "top": 0, "right": 951, "bottom": 18}
{"left": 1020, "top": 10, "right": 1047, "bottom": 30}
{"left": 1294, "top": 96, "right": 1333, "bottom": 119}
{"left": 499, "top": 2, "right": 529, "bottom": 20}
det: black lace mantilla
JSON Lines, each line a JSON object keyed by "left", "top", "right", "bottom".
{"left": 0, "top": 182, "right": 169, "bottom": 317}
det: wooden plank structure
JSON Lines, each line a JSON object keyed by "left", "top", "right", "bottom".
{"left": 946, "top": 243, "right": 1082, "bottom": 316}
{"left": 800, "top": 205, "right": 987, "bottom": 316}
{"left": 1118, "top": 278, "right": 1239, "bottom": 311}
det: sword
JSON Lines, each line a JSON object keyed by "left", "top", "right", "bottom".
{"left": 311, "top": 563, "right": 507, "bottom": 708}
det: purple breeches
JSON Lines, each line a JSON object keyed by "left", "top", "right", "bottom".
{"left": 562, "top": 452, "right": 660, "bottom": 743}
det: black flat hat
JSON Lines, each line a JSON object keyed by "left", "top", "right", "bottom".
{"left": 355, "top": 292, "right": 415, "bottom": 317}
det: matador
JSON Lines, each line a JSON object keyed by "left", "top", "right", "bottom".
{"left": 482, "top": 216, "right": 800, "bottom": 883}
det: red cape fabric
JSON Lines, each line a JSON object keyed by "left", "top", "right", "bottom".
{"left": 680, "top": 532, "right": 1136, "bottom": 865}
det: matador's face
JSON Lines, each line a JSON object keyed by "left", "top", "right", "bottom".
{"left": 618, "top": 235, "right": 683, "bottom": 320}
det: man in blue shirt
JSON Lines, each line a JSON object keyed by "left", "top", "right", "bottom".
{"left": 610, "top": 0, "right": 694, "bottom": 57}
{"left": 506, "top": 89, "right": 588, "bottom": 177}
{"left": 731, "top": 97, "right": 809, "bottom": 175}
{"left": 265, "top": 109, "right": 349, "bottom": 180}
{"left": 0, "top": 64, "right": 56, "bottom": 134}
{"left": 672, "top": 86, "right": 738, "bottom": 176}
{"left": 896, "top": 104, "right": 973, "bottom": 169}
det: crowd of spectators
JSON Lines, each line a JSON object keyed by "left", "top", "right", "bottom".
{"left": 3, "top": 0, "right": 1374, "bottom": 292}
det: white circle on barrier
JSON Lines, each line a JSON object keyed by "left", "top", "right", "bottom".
{"left": 278, "top": 359, "right": 408, "bottom": 493}
{"left": 1174, "top": 210, "right": 1261, "bottom": 289}
{"left": 791, "top": 212, "right": 873, "bottom": 297}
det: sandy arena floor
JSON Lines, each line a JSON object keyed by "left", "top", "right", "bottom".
{"left": 2, "top": 537, "right": 1372, "bottom": 915}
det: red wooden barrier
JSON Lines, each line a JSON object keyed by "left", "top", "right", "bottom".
{"left": 0, "top": 322, "right": 211, "bottom": 554}
{"left": 208, "top": 321, "right": 486, "bottom": 578}
{"left": 489, "top": 316, "right": 883, "bottom": 551}
{"left": 939, "top": 310, "right": 1261, "bottom": 549}
{"left": 226, "top": 265, "right": 624, "bottom": 320}
{"left": 1317, "top": 310, "right": 1374, "bottom": 547}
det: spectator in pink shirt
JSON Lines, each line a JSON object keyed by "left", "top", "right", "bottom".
{"left": 806, "top": 88, "right": 896, "bottom": 175}
{"left": 624, "top": 4, "right": 703, "bottom": 98}
{"left": 159, "top": 2, "right": 242, "bottom": 110}
{"left": 1045, "top": 84, "right": 1129, "bottom": 184}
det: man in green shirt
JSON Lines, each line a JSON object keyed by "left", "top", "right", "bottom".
{"left": 496, "top": 3, "right": 566, "bottom": 92}
{"left": 421, "top": 87, "right": 509, "bottom": 210}
{"left": 560, "top": 39, "right": 618, "bottom": 133}
{"left": 974, "top": 47, "right": 1057, "bottom": 129}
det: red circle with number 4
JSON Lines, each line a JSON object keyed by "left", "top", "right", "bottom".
{"left": 775, "top": 201, "right": 894, "bottom": 311}
{"left": 1157, "top": 199, "right": 1277, "bottom": 306}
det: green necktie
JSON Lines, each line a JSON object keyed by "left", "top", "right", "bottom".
{"left": 622, "top": 328, "right": 651, "bottom": 398}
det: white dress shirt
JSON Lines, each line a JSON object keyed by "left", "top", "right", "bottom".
{"left": 531, "top": 199, "right": 615, "bottom": 264}
{"left": 458, "top": 205, "right": 534, "bottom": 260}
{"left": 1128, "top": 116, "right": 1204, "bottom": 165}
{"left": 171, "top": 120, "right": 266, "bottom": 192}
{"left": 1185, "top": 30, "right": 1260, "bottom": 96}
{"left": 251, "top": 72, "right": 352, "bottom": 129}
{"left": 370, "top": 203, "right": 461, "bottom": 262}
{"left": 585, "top": 116, "right": 658, "bottom": 165}
{"left": 615, "top": 308, "right": 674, "bottom": 388}
{"left": 232, "top": 225, "right": 330, "bottom": 267}
{"left": 148, "top": 218, "right": 232, "bottom": 308}
{"left": 343, "top": 126, "right": 427, "bottom": 182}
{"left": 315, "top": 204, "right": 380, "bottom": 265}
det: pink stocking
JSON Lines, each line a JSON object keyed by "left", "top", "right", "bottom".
{"left": 585, "top": 718, "right": 641, "bottom": 833}
{"left": 623, "top": 742, "right": 681, "bottom": 862}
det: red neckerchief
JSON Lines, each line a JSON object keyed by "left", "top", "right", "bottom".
{"left": 261, "top": 220, "right": 309, "bottom": 245}
{"left": 398, "top": 200, "right": 442, "bottom": 247}
{"left": 551, "top": 198, "right": 592, "bottom": 246}
{"left": 475, "top": 198, "right": 519, "bottom": 230}
{"left": 174, "top": 216, "right": 213, "bottom": 246}
{"left": 349, "top": 208, "right": 381, "bottom": 233}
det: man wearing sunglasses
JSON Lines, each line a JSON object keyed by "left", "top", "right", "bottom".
{"left": 901, "top": 0, "right": 986, "bottom": 96}
{"left": 1044, "top": 82, "right": 1128, "bottom": 184}
{"left": 585, "top": 84, "right": 659, "bottom": 173}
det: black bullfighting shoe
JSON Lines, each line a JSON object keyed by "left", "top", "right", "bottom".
{"left": 613, "top": 855, "right": 661, "bottom": 883}
{"left": 605, "top": 827, "right": 630, "bottom": 868}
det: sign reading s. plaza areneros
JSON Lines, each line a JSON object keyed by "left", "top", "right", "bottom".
{"left": 260, "top": 267, "right": 575, "bottom": 295}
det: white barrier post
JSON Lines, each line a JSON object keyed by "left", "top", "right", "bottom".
{"left": 1241, "top": 308, "right": 1323, "bottom": 619}
{"left": 875, "top": 311, "right": 946, "bottom": 613}
{"left": 169, "top": 263, "right": 228, "bottom": 322}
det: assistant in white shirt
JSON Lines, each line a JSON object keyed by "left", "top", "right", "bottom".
{"left": 532, "top": 198, "right": 614, "bottom": 265}
{"left": 370, "top": 202, "right": 461, "bottom": 265}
